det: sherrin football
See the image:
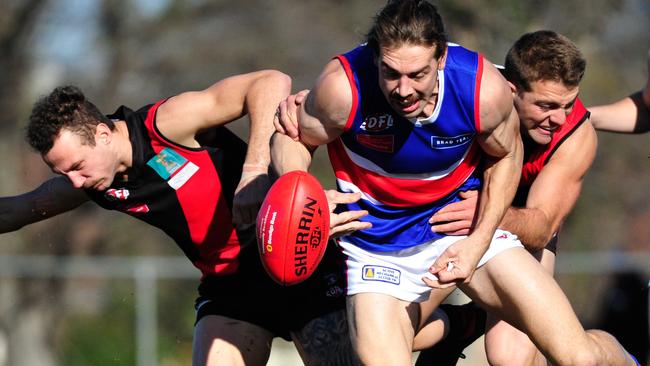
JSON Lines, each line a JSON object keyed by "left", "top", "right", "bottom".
{"left": 256, "top": 170, "right": 330, "bottom": 286}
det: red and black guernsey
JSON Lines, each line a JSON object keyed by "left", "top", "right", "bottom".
{"left": 513, "top": 97, "right": 590, "bottom": 206}
{"left": 85, "top": 100, "right": 248, "bottom": 279}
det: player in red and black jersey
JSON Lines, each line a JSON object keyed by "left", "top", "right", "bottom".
{"left": 417, "top": 31, "right": 641, "bottom": 366}
{"left": 1, "top": 71, "right": 367, "bottom": 365}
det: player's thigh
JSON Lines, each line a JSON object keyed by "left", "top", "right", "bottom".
{"left": 347, "top": 292, "right": 418, "bottom": 366}
{"left": 193, "top": 315, "right": 273, "bottom": 366}
{"left": 481, "top": 249, "right": 554, "bottom": 365}
{"left": 459, "top": 247, "right": 592, "bottom": 365}
{"left": 291, "top": 309, "right": 359, "bottom": 366}
{"left": 418, "top": 286, "right": 456, "bottom": 328}
{"left": 412, "top": 286, "right": 456, "bottom": 350}
{"left": 536, "top": 247, "right": 555, "bottom": 274}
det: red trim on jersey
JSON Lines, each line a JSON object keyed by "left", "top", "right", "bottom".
{"left": 145, "top": 99, "right": 167, "bottom": 140}
{"left": 474, "top": 54, "right": 484, "bottom": 132}
{"left": 520, "top": 97, "right": 589, "bottom": 186}
{"left": 144, "top": 101, "right": 242, "bottom": 277}
{"left": 328, "top": 138, "right": 480, "bottom": 207}
{"left": 335, "top": 55, "right": 360, "bottom": 132}
{"left": 145, "top": 99, "right": 210, "bottom": 153}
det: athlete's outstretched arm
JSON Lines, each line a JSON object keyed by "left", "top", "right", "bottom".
{"left": 589, "top": 49, "right": 650, "bottom": 133}
{"left": 590, "top": 92, "right": 650, "bottom": 133}
{"left": 0, "top": 176, "right": 89, "bottom": 233}
{"left": 426, "top": 59, "right": 523, "bottom": 288}
{"left": 155, "top": 70, "right": 292, "bottom": 224}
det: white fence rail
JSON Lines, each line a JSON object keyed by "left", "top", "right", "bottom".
{"left": 0, "top": 251, "right": 647, "bottom": 366}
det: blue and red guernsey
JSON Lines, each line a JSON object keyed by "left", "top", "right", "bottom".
{"left": 85, "top": 101, "right": 248, "bottom": 279}
{"left": 328, "top": 43, "right": 484, "bottom": 251}
{"left": 514, "top": 97, "right": 589, "bottom": 206}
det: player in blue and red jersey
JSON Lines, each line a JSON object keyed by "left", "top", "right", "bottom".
{"left": 272, "top": 1, "right": 638, "bottom": 365}
{"left": 0, "top": 71, "right": 367, "bottom": 366}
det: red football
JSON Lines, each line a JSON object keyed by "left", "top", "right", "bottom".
{"left": 256, "top": 170, "right": 330, "bottom": 285}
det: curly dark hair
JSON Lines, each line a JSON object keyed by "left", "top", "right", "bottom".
{"left": 504, "top": 30, "right": 586, "bottom": 92}
{"left": 27, "top": 86, "right": 113, "bottom": 154}
{"left": 366, "top": 0, "right": 447, "bottom": 59}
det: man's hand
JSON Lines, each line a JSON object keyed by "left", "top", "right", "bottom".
{"left": 429, "top": 190, "right": 479, "bottom": 235}
{"left": 274, "top": 90, "right": 309, "bottom": 140}
{"left": 325, "top": 190, "right": 372, "bottom": 238}
{"left": 422, "top": 235, "right": 486, "bottom": 289}
{"left": 232, "top": 164, "right": 271, "bottom": 225}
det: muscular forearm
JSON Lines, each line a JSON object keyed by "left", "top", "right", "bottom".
{"left": 590, "top": 91, "right": 650, "bottom": 133}
{"left": 500, "top": 207, "right": 553, "bottom": 251}
{"left": 270, "top": 132, "right": 314, "bottom": 175}
{"left": 244, "top": 71, "right": 292, "bottom": 167}
{"left": 471, "top": 145, "right": 523, "bottom": 248}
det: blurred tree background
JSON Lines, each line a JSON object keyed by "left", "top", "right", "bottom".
{"left": 0, "top": 0, "right": 647, "bottom": 365}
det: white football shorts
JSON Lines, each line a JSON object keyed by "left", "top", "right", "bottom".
{"left": 338, "top": 229, "right": 523, "bottom": 302}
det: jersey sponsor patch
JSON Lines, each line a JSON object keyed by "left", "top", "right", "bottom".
{"left": 167, "top": 162, "right": 199, "bottom": 190}
{"left": 147, "top": 147, "right": 187, "bottom": 179}
{"left": 147, "top": 148, "right": 199, "bottom": 190}
{"left": 356, "top": 134, "right": 394, "bottom": 153}
{"left": 430, "top": 133, "right": 473, "bottom": 149}
{"left": 361, "top": 265, "right": 401, "bottom": 285}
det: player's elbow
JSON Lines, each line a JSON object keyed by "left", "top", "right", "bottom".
{"left": 259, "top": 70, "right": 292, "bottom": 91}
{"left": 524, "top": 231, "right": 555, "bottom": 252}
{"left": 523, "top": 216, "right": 557, "bottom": 251}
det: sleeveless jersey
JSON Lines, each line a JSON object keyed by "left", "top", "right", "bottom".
{"left": 514, "top": 97, "right": 590, "bottom": 206}
{"left": 328, "top": 43, "right": 484, "bottom": 251}
{"left": 85, "top": 101, "right": 248, "bottom": 279}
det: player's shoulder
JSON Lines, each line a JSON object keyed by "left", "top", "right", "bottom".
{"left": 547, "top": 118, "right": 597, "bottom": 170}
{"left": 310, "top": 59, "right": 353, "bottom": 127}
{"left": 477, "top": 59, "right": 514, "bottom": 133}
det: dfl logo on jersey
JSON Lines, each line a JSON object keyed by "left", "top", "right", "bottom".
{"left": 360, "top": 114, "right": 394, "bottom": 132}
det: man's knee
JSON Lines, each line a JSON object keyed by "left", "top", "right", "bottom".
{"left": 486, "top": 337, "right": 539, "bottom": 366}
{"left": 193, "top": 315, "right": 273, "bottom": 366}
